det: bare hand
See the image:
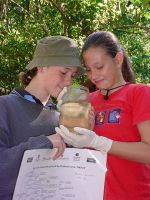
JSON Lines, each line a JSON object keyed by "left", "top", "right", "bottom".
{"left": 47, "top": 133, "right": 66, "bottom": 160}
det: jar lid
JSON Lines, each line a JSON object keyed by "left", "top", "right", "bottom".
{"left": 62, "top": 85, "right": 89, "bottom": 103}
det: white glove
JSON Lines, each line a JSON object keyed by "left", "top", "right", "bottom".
{"left": 57, "top": 87, "right": 68, "bottom": 110}
{"left": 55, "top": 125, "right": 113, "bottom": 154}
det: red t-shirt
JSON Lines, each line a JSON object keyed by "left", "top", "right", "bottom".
{"left": 90, "top": 83, "right": 150, "bottom": 200}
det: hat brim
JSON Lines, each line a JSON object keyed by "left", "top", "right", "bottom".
{"left": 26, "top": 56, "right": 84, "bottom": 75}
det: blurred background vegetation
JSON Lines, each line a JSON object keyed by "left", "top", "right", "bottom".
{"left": 0, "top": 0, "right": 150, "bottom": 94}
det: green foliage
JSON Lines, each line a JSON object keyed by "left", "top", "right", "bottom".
{"left": 0, "top": 0, "right": 150, "bottom": 94}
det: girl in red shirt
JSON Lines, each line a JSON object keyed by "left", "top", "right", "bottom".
{"left": 56, "top": 31, "right": 150, "bottom": 200}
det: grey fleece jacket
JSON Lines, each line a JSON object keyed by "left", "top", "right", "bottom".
{"left": 0, "top": 92, "right": 59, "bottom": 200}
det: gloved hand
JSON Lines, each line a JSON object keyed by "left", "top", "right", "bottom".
{"left": 57, "top": 87, "right": 68, "bottom": 110}
{"left": 55, "top": 125, "right": 113, "bottom": 154}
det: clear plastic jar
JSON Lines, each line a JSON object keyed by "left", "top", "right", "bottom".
{"left": 59, "top": 85, "right": 91, "bottom": 133}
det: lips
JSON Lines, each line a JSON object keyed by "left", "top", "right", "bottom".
{"left": 94, "top": 79, "right": 104, "bottom": 84}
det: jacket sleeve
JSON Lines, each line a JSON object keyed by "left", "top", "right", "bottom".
{"left": 0, "top": 119, "right": 53, "bottom": 198}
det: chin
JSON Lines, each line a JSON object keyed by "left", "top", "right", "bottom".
{"left": 96, "top": 84, "right": 106, "bottom": 90}
{"left": 96, "top": 82, "right": 111, "bottom": 90}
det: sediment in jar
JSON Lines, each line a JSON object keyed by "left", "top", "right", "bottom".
{"left": 59, "top": 101, "right": 91, "bottom": 132}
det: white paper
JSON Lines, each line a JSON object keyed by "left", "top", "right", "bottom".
{"left": 13, "top": 148, "right": 107, "bottom": 200}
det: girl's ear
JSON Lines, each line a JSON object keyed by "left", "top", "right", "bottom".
{"left": 114, "top": 52, "right": 124, "bottom": 68}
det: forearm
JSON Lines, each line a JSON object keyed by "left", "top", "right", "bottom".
{"left": 109, "top": 141, "right": 150, "bottom": 164}
{"left": 55, "top": 125, "right": 150, "bottom": 164}
{"left": 0, "top": 135, "right": 53, "bottom": 196}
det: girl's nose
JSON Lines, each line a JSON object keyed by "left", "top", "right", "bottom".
{"left": 91, "top": 70, "right": 98, "bottom": 82}
{"left": 64, "top": 75, "right": 72, "bottom": 87}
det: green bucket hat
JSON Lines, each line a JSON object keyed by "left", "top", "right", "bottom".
{"left": 26, "top": 36, "right": 84, "bottom": 74}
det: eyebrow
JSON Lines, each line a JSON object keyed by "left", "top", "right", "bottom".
{"left": 85, "top": 62, "right": 103, "bottom": 68}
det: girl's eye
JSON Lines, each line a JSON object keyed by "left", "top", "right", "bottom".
{"left": 61, "top": 71, "right": 67, "bottom": 75}
{"left": 97, "top": 65, "right": 103, "bottom": 69}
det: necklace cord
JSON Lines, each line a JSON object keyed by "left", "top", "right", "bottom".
{"left": 103, "top": 83, "right": 127, "bottom": 100}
